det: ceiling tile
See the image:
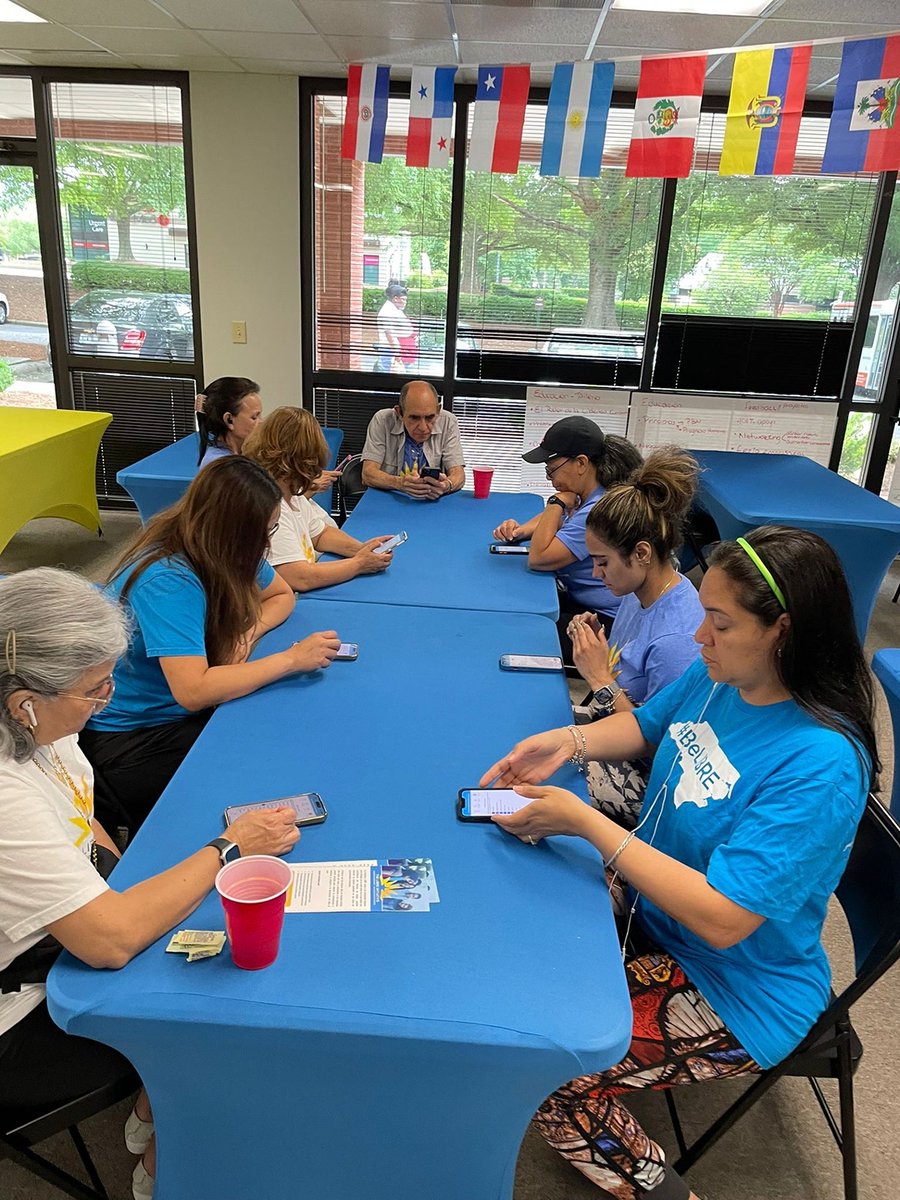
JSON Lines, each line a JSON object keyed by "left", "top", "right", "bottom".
{"left": 0, "top": 22, "right": 103, "bottom": 49}
{"left": 299, "top": 1, "right": 449, "bottom": 40}
{"left": 600, "top": 10, "right": 753, "bottom": 51}
{"left": 67, "top": 26, "right": 214, "bottom": 54}
{"left": 122, "top": 54, "right": 245, "bottom": 71}
{"left": 0, "top": 49, "right": 27, "bottom": 63}
{"left": 755, "top": 20, "right": 894, "bottom": 46}
{"left": 17, "top": 49, "right": 129, "bottom": 65}
{"left": 233, "top": 58, "right": 335, "bottom": 73}
{"left": 459, "top": 41, "right": 585, "bottom": 64}
{"left": 199, "top": 29, "right": 337, "bottom": 59}
{"left": 454, "top": 7, "right": 600, "bottom": 45}
{"left": 156, "top": 0, "right": 316, "bottom": 34}
{"left": 773, "top": 0, "right": 899, "bottom": 22}
{"left": 325, "top": 36, "right": 456, "bottom": 64}
{"left": 23, "top": 0, "right": 180, "bottom": 26}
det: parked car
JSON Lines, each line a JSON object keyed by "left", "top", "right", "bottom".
{"left": 68, "top": 289, "right": 194, "bottom": 360}
{"left": 540, "top": 327, "right": 643, "bottom": 360}
{"left": 0, "top": 291, "right": 8, "bottom": 324}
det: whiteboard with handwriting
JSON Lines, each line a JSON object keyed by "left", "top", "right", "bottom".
{"left": 523, "top": 387, "right": 631, "bottom": 495}
{"left": 628, "top": 393, "right": 838, "bottom": 466}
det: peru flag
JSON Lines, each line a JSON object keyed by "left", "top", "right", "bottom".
{"left": 406, "top": 66, "right": 457, "bottom": 168}
{"left": 626, "top": 54, "right": 707, "bottom": 178}
{"left": 468, "top": 64, "right": 531, "bottom": 173}
{"left": 822, "top": 36, "right": 900, "bottom": 174}
{"left": 341, "top": 64, "right": 389, "bottom": 163}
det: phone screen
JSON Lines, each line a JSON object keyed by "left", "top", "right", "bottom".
{"left": 336, "top": 642, "right": 358, "bottom": 659}
{"left": 459, "top": 789, "right": 530, "bottom": 817}
{"left": 374, "top": 531, "right": 407, "bottom": 555}
{"left": 490, "top": 544, "right": 529, "bottom": 555}
{"left": 225, "top": 793, "right": 322, "bottom": 825}
{"left": 500, "top": 654, "right": 564, "bottom": 671}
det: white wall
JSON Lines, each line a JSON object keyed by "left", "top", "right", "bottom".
{"left": 189, "top": 73, "right": 301, "bottom": 411}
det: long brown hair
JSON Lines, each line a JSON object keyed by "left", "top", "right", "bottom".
{"left": 108, "top": 456, "right": 281, "bottom": 666}
{"left": 587, "top": 447, "right": 699, "bottom": 562}
{"left": 242, "top": 406, "right": 329, "bottom": 495}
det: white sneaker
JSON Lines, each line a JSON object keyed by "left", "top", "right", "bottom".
{"left": 124, "top": 1108, "right": 154, "bottom": 1155}
{"left": 132, "top": 1158, "right": 154, "bottom": 1200}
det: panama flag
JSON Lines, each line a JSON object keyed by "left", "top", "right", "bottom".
{"left": 822, "top": 35, "right": 900, "bottom": 174}
{"left": 540, "top": 62, "right": 615, "bottom": 177}
{"left": 341, "top": 64, "right": 390, "bottom": 163}
{"left": 406, "top": 66, "right": 457, "bottom": 168}
{"left": 468, "top": 64, "right": 531, "bottom": 173}
{"left": 720, "top": 44, "right": 812, "bottom": 176}
{"left": 626, "top": 54, "right": 707, "bottom": 178}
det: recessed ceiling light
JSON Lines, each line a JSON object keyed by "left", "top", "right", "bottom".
{"left": 613, "top": 0, "right": 769, "bottom": 15}
{"left": 0, "top": 1, "right": 46, "bottom": 21}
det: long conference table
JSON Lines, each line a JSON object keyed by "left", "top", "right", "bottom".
{"left": 0, "top": 408, "right": 111, "bottom": 555}
{"left": 48, "top": 501, "right": 631, "bottom": 1200}
{"left": 693, "top": 449, "right": 900, "bottom": 640}
{"left": 313, "top": 487, "right": 558, "bottom": 618}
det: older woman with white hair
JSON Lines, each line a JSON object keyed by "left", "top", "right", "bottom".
{"left": 0, "top": 568, "right": 300, "bottom": 1199}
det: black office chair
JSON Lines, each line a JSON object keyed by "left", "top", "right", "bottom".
{"left": 665, "top": 794, "right": 900, "bottom": 1200}
{"left": 1, "top": 1066, "right": 140, "bottom": 1200}
{"left": 336, "top": 454, "right": 366, "bottom": 525}
{"left": 678, "top": 507, "right": 720, "bottom": 574}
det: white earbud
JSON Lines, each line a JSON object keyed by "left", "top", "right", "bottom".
{"left": 22, "top": 700, "right": 37, "bottom": 729}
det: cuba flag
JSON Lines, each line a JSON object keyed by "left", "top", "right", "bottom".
{"left": 540, "top": 62, "right": 614, "bottom": 178}
{"left": 720, "top": 45, "right": 811, "bottom": 176}
{"left": 823, "top": 35, "right": 900, "bottom": 174}
{"left": 341, "top": 64, "right": 390, "bottom": 163}
{"left": 406, "top": 66, "right": 457, "bottom": 168}
{"left": 468, "top": 64, "right": 531, "bottom": 173}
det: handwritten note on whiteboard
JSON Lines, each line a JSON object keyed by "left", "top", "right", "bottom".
{"left": 523, "top": 387, "right": 631, "bottom": 496}
{"left": 628, "top": 393, "right": 837, "bottom": 466}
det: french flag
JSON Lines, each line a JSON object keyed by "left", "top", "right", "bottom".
{"left": 822, "top": 36, "right": 900, "bottom": 174}
{"left": 407, "top": 66, "right": 457, "bottom": 168}
{"left": 341, "top": 64, "right": 390, "bottom": 163}
{"left": 468, "top": 64, "right": 531, "bottom": 173}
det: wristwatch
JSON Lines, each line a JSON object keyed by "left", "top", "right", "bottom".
{"left": 593, "top": 683, "right": 624, "bottom": 713}
{"left": 206, "top": 836, "right": 241, "bottom": 867}
{"left": 547, "top": 496, "right": 567, "bottom": 512}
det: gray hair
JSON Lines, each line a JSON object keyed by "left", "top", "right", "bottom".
{"left": 0, "top": 568, "right": 129, "bottom": 763}
{"left": 397, "top": 380, "right": 440, "bottom": 412}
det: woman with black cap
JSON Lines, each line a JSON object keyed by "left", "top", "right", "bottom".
{"left": 376, "top": 282, "right": 415, "bottom": 373}
{"left": 493, "top": 416, "right": 642, "bottom": 635}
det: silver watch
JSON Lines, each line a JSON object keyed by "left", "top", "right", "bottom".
{"left": 592, "top": 683, "right": 623, "bottom": 713}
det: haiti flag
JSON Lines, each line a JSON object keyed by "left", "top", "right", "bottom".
{"left": 823, "top": 35, "right": 900, "bottom": 174}
{"left": 341, "top": 64, "right": 390, "bottom": 163}
{"left": 406, "top": 66, "right": 457, "bottom": 168}
{"left": 626, "top": 54, "right": 707, "bottom": 178}
{"left": 468, "top": 64, "right": 531, "bottom": 173}
{"left": 720, "top": 44, "right": 812, "bottom": 176}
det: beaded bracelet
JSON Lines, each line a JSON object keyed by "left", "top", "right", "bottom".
{"left": 566, "top": 724, "right": 586, "bottom": 766}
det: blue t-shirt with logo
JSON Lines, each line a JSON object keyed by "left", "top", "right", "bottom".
{"left": 401, "top": 434, "right": 428, "bottom": 476}
{"left": 88, "top": 555, "right": 275, "bottom": 733}
{"left": 555, "top": 486, "right": 620, "bottom": 617}
{"left": 607, "top": 577, "right": 704, "bottom": 704}
{"left": 633, "top": 657, "right": 867, "bottom": 1068}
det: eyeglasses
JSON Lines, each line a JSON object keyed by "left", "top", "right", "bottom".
{"left": 268, "top": 521, "right": 280, "bottom": 536}
{"left": 545, "top": 456, "right": 570, "bottom": 480}
{"left": 59, "top": 676, "right": 116, "bottom": 711}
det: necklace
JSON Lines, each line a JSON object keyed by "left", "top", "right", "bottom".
{"left": 32, "top": 744, "right": 89, "bottom": 812}
{"left": 651, "top": 573, "right": 679, "bottom": 606}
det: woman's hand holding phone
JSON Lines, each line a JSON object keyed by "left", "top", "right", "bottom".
{"left": 285, "top": 630, "right": 341, "bottom": 673}
{"left": 493, "top": 518, "right": 523, "bottom": 543}
{"left": 492, "top": 784, "right": 590, "bottom": 844}
{"left": 225, "top": 807, "right": 301, "bottom": 857}
{"left": 354, "top": 539, "right": 393, "bottom": 573}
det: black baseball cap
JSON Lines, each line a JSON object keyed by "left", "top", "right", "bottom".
{"left": 522, "top": 416, "right": 606, "bottom": 463}
{"left": 386, "top": 282, "right": 408, "bottom": 298}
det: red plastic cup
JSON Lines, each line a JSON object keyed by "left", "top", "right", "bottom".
{"left": 472, "top": 468, "right": 494, "bottom": 499}
{"left": 215, "top": 855, "right": 292, "bottom": 970}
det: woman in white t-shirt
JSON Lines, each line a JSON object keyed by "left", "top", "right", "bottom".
{"left": 376, "top": 282, "right": 415, "bottom": 373}
{"left": 243, "top": 406, "right": 395, "bottom": 591}
{"left": 0, "top": 569, "right": 301, "bottom": 1200}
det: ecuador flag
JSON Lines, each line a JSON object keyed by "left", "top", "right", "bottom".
{"left": 720, "top": 45, "right": 811, "bottom": 176}
{"left": 823, "top": 35, "right": 900, "bottom": 174}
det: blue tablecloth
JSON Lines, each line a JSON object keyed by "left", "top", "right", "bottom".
{"left": 872, "top": 649, "right": 900, "bottom": 818}
{"left": 117, "top": 428, "right": 344, "bottom": 522}
{"left": 692, "top": 450, "right": 900, "bottom": 640}
{"left": 48, "top": 600, "right": 630, "bottom": 1200}
{"left": 317, "top": 487, "right": 558, "bottom": 618}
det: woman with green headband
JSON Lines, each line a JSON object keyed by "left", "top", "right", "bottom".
{"left": 480, "top": 524, "right": 878, "bottom": 1200}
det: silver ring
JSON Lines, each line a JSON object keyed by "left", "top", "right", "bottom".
{"left": 527, "top": 835, "right": 536, "bottom": 845}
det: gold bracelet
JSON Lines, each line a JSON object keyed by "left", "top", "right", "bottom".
{"left": 566, "top": 724, "right": 586, "bottom": 766}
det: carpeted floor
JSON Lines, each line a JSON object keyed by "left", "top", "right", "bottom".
{"left": 0, "top": 514, "right": 897, "bottom": 1200}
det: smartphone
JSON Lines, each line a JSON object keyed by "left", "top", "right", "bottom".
{"left": 499, "top": 653, "right": 564, "bottom": 672}
{"left": 456, "top": 788, "right": 531, "bottom": 822}
{"left": 490, "top": 543, "right": 529, "bottom": 555}
{"left": 224, "top": 793, "right": 328, "bottom": 828}
{"left": 420, "top": 467, "right": 442, "bottom": 480}
{"left": 335, "top": 642, "right": 358, "bottom": 661}
{"left": 334, "top": 454, "right": 353, "bottom": 473}
{"left": 374, "top": 531, "right": 408, "bottom": 555}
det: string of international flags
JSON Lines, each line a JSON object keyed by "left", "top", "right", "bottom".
{"left": 340, "top": 32, "right": 900, "bottom": 178}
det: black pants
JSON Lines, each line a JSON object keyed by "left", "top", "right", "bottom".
{"left": 0, "top": 1001, "right": 135, "bottom": 1119}
{"left": 80, "top": 711, "right": 212, "bottom": 842}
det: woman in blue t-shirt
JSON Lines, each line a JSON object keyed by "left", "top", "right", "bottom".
{"left": 481, "top": 525, "right": 878, "bottom": 1200}
{"left": 196, "top": 375, "right": 263, "bottom": 467}
{"left": 79, "top": 456, "right": 342, "bottom": 838}
{"left": 567, "top": 448, "right": 705, "bottom": 821}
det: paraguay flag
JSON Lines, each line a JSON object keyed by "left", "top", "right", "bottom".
{"left": 341, "top": 64, "right": 389, "bottom": 163}
{"left": 626, "top": 54, "right": 707, "bottom": 178}
{"left": 468, "top": 64, "right": 531, "bottom": 173}
{"left": 406, "top": 66, "right": 457, "bottom": 168}
{"left": 822, "top": 36, "right": 900, "bottom": 174}
{"left": 540, "top": 62, "right": 614, "bottom": 178}
{"left": 720, "top": 45, "right": 812, "bottom": 176}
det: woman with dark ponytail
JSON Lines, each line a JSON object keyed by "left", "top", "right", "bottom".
{"left": 568, "top": 448, "right": 705, "bottom": 819}
{"left": 196, "top": 376, "right": 263, "bottom": 466}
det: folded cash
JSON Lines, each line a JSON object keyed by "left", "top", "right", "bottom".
{"left": 165, "top": 930, "right": 226, "bottom": 956}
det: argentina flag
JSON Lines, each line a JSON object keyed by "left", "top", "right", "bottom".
{"left": 540, "top": 61, "right": 615, "bottom": 178}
